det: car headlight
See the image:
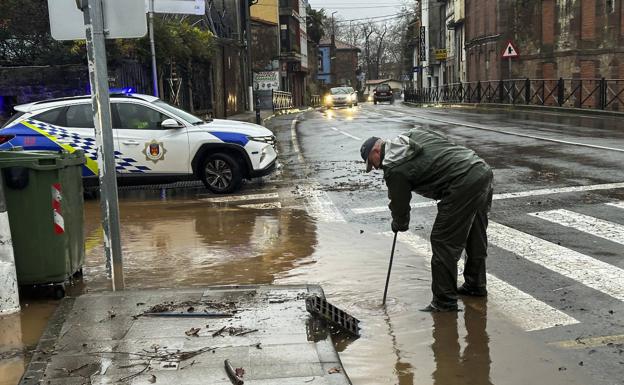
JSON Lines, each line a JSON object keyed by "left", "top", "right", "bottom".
{"left": 324, "top": 95, "right": 332, "bottom": 103}
{"left": 248, "top": 135, "right": 276, "bottom": 147}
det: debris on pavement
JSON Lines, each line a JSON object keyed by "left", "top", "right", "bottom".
{"left": 185, "top": 327, "right": 201, "bottom": 337}
{"left": 224, "top": 359, "right": 245, "bottom": 385}
{"left": 328, "top": 367, "right": 341, "bottom": 374}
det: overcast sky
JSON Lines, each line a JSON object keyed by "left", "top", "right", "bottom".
{"left": 308, "top": 0, "right": 410, "bottom": 23}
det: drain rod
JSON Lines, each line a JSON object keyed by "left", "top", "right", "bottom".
{"left": 382, "top": 232, "right": 398, "bottom": 305}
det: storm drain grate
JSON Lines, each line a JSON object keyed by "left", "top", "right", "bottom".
{"left": 305, "top": 295, "right": 360, "bottom": 337}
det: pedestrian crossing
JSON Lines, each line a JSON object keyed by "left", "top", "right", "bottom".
{"left": 306, "top": 188, "right": 624, "bottom": 332}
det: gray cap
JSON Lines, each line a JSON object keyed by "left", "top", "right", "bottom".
{"left": 360, "top": 136, "right": 380, "bottom": 172}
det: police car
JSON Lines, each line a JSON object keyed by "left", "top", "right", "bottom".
{"left": 0, "top": 93, "right": 277, "bottom": 193}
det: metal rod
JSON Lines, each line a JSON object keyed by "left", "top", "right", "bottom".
{"left": 382, "top": 232, "right": 398, "bottom": 305}
{"left": 82, "top": 0, "right": 124, "bottom": 290}
{"left": 149, "top": 0, "right": 159, "bottom": 97}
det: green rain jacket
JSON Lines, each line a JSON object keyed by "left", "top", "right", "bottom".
{"left": 382, "top": 128, "right": 490, "bottom": 229}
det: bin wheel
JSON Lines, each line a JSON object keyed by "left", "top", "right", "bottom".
{"left": 73, "top": 268, "right": 84, "bottom": 278}
{"left": 54, "top": 285, "right": 66, "bottom": 299}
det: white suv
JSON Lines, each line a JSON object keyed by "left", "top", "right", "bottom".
{"left": 0, "top": 93, "right": 278, "bottom": 193}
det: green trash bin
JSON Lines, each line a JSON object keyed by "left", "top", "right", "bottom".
{"left": 0, "top": 150, "right": 86, "bottom": 295}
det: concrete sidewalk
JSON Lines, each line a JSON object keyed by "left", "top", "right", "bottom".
{"left": 227, "top": 110, "right": 274, "bottom": 125}
{"left": 20, "top": 285, "right": 352, "bottom": 385}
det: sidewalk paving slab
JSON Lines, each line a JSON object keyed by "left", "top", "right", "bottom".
{"left": 19, "top": 285, "right": 352, "bottom": 385}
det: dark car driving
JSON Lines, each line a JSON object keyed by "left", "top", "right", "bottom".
{"left": 373, "top": 84, "right": 394, "bottom": 104}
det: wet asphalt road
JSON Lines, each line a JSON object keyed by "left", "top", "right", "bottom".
{"left": 2, "top": 102, "right": 624, "bottom": 385}
{"left": 268, "top": 103, "right": 624, "bottom": 385}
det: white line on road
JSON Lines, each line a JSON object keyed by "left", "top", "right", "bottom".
{"left": 416, "top": 115, "right": 624, "bottom": 153}
{"left": 330, "top": 126, "right": 362, "bottom": 141}
{"left": 290, "top": 118, "right": 303, "bottom": 159}
{"left": 201, "top": 193, "right": 280, "bottom": 203}
{"left": 529, "top": 208, "right": 624, "bottom": 246}
{"left": 351, "top": 182, "right": 624, "bottom": 215}
{"left": 383, "top": 231, "right": 579, "bottom": 331}
{"left": 488, "top": 222, "right": 624, "bottom": 302}
{"left": 605, "top": 201, "right": 624, "bottom": 210}
{"left": 299, "top": 185, "right": 346, "bottom": 223}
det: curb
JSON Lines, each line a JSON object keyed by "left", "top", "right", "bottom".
{"left": 402, "top": 101, "right": 624, "bottom": 118}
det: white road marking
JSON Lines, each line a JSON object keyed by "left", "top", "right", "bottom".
{"left": 416, "top": 115, "right": 624, "bottom": 153}
{"left": 290, "top": 118, "right": 304, "bottom": 162}
{"left": 383, "top": 231, "right": 579, "bottom": 331}
{"left": 201, "top": 193, "right": 280, "bottom": 203}
{"left": 351, "top": 182, "right": 624, "bottom": 215}
{"left": 529, "top": 209, "right": 624, "bottom": 246}
{"left": 299, "top": 185, "right": 346, "bottom": 223}
{"left": 606, "top": 201, "right": 624, "bottom": 210}
{"left": 238, "top": 202, "right": 282, "bottom": 209}
{"left": 330, "top": 126, "right": 362, "bottom": 141}
{"left": 488, "top": 222, "right": 624, "bottom": 302}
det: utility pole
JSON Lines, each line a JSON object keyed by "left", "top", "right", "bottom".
{"left": 80, "top": 0, "right": 124, "bottom": 290}
{"left": 149, "top": 0, "right": 159, "bottom": 97}
{"left": 331, "top": 11, "right": 337, "bottom": 85}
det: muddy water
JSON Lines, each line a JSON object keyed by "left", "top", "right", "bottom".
{"left": 81, "top": 198, "right": 317, "bottom": 290}
{"left": 1, "top": 194, "right": 592, "bottom": 385}
{"left": 276, "top": 223, "right": 593, "bottom": 385}
{"left": 0, "top": 301, "right": 58, "bottom": 385}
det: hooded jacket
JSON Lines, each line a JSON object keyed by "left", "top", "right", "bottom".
{"left": 382, "top": 128, "right": 490, "bottom": 229}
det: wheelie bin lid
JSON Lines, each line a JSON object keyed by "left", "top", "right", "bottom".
{"left": 0, "top": 150, "right": 85, "bottom": 169}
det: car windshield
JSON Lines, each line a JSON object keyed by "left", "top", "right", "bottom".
{"left": 153, "top": 100, "right": 204, "bottom": 125}
{"left": 376, "top": 85, "right": 390, "bottom": 91}
{"left": 330, "top": 87, "right": 350, "bottom": 95}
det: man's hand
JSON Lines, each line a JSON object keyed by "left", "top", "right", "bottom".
{"left": 391, "top": 221, "right": 408, "bottom": 233}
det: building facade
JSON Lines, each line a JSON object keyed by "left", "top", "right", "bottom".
{"left": 465, "top": 0, "right": 624, "bottom": 82}
{"left": 317, "top": 38, "right": 360, "bottom": 89}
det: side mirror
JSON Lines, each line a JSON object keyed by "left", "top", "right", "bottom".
{"left": 161, "top": 118, "right": 183, "bottom": 129}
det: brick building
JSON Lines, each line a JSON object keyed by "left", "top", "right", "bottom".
{"left": 466, "top": 0, "right": 624, "bottom": 82}
{"left": 317, "top": 38, "right": 360, "bottom": 88}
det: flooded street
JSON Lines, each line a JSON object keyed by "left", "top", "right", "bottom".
{"left": 3, "top": 104, "right": 624, "bottom": 384}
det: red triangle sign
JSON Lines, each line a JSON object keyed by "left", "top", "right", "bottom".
{"left": 502, "top": 41, "right": 519, "bottom": 58}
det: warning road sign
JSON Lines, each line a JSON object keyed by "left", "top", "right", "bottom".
{"left": 502, "top": 41, "right": 519, "bottom": 58}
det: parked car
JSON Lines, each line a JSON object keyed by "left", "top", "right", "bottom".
{"left": 0, "top": 93, "right": 278, "bottom": 194}
{"left": 324, "top": 87, "right": 358, "bottom": 108}
{"left": 373, "top": 84, "right": 394, "bottom": 104}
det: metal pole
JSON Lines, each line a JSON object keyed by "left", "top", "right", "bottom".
{"left": 81, "top": 0, "right": 125, "bottom": 290}
{"left": 0, "top": 179, "right": 19, "bottom": 314}
{"left": 508, "top": 57, "right": 512, "bottom": 104}
{"left": 149, "top": 0, "right": 159, "bottom": 97}
{"left": 382, "top": 232, "right": 398, "bottom": 305}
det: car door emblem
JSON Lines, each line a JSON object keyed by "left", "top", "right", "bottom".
{"left": 142, "top": 140, "right": 167, "bottom": 163}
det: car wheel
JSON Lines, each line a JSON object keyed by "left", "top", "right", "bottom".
{"left": 201, "top": 153, "right": 242, "bottom": 194}
{"left": 374, "top": 100, "right": 377, "bottom": 105}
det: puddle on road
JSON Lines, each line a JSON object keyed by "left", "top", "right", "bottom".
{"left": 277, "top": 223, "right": 593, "bottom": 385}
{"left": 82, "top": 199, "right": 317, "bottom": 290}
{"left": 0, "top": 301, "right": 58, "bottom": 385}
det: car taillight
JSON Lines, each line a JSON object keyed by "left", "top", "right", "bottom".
{"left": 0, "top": 135, "right": 15, "bottom": 145}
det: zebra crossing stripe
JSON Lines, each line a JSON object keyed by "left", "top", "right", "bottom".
{"left": 529, "top": 209, "right": 624, "bottom": 246}
{"left": 300, "top": 186, "right": 346, "bottom": 223}
{"left": 488, "top": 222, "right": 624, "bottom": 302}
{"left": 383, "top": 231, "right": 579, "bottom": 331}
{"left": 605, "top": 201, "right": 624, "bottom": 210}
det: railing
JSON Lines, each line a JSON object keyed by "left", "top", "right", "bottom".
{"left": 309, "top": 94, "right": 321, "bottom": 108}
{"left": 272, "top": 90, "right": 293, "bottom": 112}
{"left": 404, "top": 78, "right": 624, "bottom": 112}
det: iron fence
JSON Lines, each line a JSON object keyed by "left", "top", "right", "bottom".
{"left": 404, "top": 78, "right": 624, "bottom": 112}
{"left": 309, "top": 94, "right": 321, "bottom": 108}
{"left": 272, "top": 90, "right": 293, "bottom": 111}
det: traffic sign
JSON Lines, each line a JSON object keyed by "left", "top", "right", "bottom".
{"left": 502, "top": 41, "right": 519, "bottom": 58}
{"left": 146, "top": 0, "right": 205, "bottom": 15}
{"left": 47, "top": 0, "right": 147, "bottom": 41}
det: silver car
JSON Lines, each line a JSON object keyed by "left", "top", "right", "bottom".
{"left": 324, "top": 87, "right": 358, "bottom": 108}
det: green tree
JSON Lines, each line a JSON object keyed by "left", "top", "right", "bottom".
{"left": 306, "top": 7, "right": 326, "bottom": 44}
{"left": 0, "top": 0, "right": 82, "bottom": 66}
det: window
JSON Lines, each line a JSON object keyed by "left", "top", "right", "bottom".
{"left": 606, "top": 0, "right": 615, "bottom": 13}
{"left": 66, "top": 104, "right": 94, "bottom": 128}
{"left": 33, "top": 107, "right": 64, "bottom": 125}
{"left": 115, "top": 103, "right": 168, "bottom": 130}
